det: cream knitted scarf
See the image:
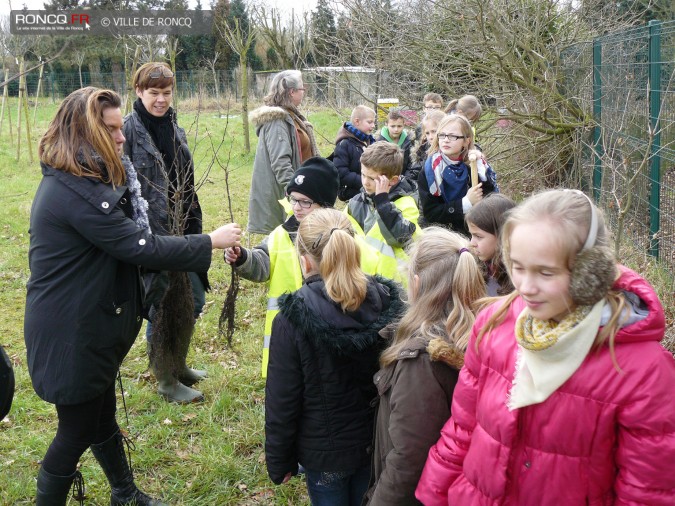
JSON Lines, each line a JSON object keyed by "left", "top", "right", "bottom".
{"left": 507, "top": 299, "right": 605, "bottom": 410}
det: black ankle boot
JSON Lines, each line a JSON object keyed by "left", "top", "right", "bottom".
{"left": 90, "top": 431, "right": 167, "bottom": 506}
{"left": 36, "top": 467, "right": 85, "bottom": 506}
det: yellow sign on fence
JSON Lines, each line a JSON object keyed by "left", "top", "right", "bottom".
{"left": 377, "top": 98, "right": 399, "bottom": 124}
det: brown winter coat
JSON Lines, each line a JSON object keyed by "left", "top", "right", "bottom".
{"left": 363, "top": 331, "right": 464, "bottom": 506}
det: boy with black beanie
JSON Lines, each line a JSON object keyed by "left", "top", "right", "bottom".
{"left": 225, "top": 157, "right": 340, "bottom": 377}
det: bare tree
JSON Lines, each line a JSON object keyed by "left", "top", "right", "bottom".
{"left": 315, "top": 0, "right": 637, "bottom": 187}
{"left": 202, "top": 51, "right": 221, "bottom": 107}
{"left": 218, "top": 17, "right": 256, "bottom": 152}
{"left": 252, "top": 6, "right": 313, "bottom": 69}
{"left": 74, "top": 50, "right": 86, "bottom": 88}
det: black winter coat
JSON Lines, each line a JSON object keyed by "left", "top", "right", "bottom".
{"left": 265, "top": 275, "right": 404, "bottom": 484}
{"left": 24, "top": 164, "right": 213, "bottom": 405}
{"left": 123, "top": 107, "right": 203, "bottom": 238}
{"left": 123, "top": 107, "right": 210, "bottom": 307}
{"left": 417, "top": 158, "right": 497, "bottom": 235}
{"left": 334, "top": 124, "right": 373, "bottom": 201}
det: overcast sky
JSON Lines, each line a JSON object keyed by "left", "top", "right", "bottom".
{"left": 2, "top": 0, "right": 318, "bottom": 15}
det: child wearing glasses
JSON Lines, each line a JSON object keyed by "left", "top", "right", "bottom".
{"left": 345, "top": 142, "right": 420, "bottom": 285}
{"left": 123, "top": 62, "right": 210, "bottom": 403}
{"left": 414, "top": 92, "right": 444, "bottom": 140}
{"left": 225, "top": 157, "right": 341, "bottom": 377}
{"left": 418, "top": 114, "right": 497, "bottom": 235}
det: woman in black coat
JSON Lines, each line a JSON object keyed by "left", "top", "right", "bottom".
{"left": 24, "top": 88, "right": 241, "bottom": 506}
{"left": 265, "top": 208, "right": 404, "bottom": 506}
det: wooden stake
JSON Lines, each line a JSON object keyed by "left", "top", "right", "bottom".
{"left": 16, "top": 58, "right": 23, "bottom": 160}
{"left": 33, "top": 60, "right": 45, "bottom": 127}
{"left": 0, "top": 68, "right": 13, "bottom": 143}
{"left": 469, "top": 152, "right": 479, "bottom": 187}
{"left": 21, "top": 70, "right": 34, "bottom": 162}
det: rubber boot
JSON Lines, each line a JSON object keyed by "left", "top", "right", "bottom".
{"left": 178, "top": 366, "right": 207, "bottom": 387}
{"left": 35, "top": 467, "right": 84, "bottom": 506}
{"left": 155, "top": 369, "right": 204, "bottom": 404}
{"left": 90, "top": 431, "right": 167, "bottom": 506}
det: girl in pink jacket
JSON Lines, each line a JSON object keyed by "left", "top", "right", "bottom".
{"left": 416, "top": 189, "right": 675, "bottom": 505}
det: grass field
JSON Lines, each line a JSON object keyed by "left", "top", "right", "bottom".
{"left": 0, "top": 97, "right": 343, "bottom": 505}
{"left": 0, "top": 95, "right": 673, "bottom": 505}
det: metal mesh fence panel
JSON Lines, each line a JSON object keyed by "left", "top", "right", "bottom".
{"left": 562, "top": 20, "right": 675, "bottom": 273}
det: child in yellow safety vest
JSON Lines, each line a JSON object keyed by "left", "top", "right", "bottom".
{"left": 345, "top": 141, "right": 421, "bottom": 286}
{"left": 226, "top": 156, "right": 379, "bottom": 377}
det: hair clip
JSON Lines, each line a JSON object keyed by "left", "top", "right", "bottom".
{"left": 311, "top": 233, "right": 324, "bottom": 250}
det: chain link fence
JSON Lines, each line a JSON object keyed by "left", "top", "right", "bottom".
{"left": 561, "top": 20, "right": 675, "bottom": 273}
{"left": 3, "top": 68, "right": 245, "bottom": 103}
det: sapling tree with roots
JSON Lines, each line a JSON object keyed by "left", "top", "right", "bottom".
{"left": 144, "top": 84, "right": 237, "bottom": 382}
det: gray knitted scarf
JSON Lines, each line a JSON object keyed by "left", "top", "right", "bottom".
{"left": 122, "top": 156, "right": 151, "bottom": 232}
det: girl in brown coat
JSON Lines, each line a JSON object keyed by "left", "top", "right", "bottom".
{"left": 363, "top": 227, "right": 486, "bottom": 505}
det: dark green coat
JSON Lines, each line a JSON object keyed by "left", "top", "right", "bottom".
{"left": 24, "top": 164, "right": 212, "bottom": 405}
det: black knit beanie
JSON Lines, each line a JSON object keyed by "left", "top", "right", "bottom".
{"left": 286, "top": 156, "right": 339, "bottom": 207}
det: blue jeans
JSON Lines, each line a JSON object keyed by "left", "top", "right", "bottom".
{"left": 304, "top": 465, "right": 370, "bottom": 506}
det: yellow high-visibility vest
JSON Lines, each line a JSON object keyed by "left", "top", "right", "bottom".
{"left": 345, "top": 195, "right": 421, "bottom": 286}
{"left": 262, "top": 226, "right": 303, "bottom": 377}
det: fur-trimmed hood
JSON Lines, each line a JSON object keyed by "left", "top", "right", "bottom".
{"left": 379, "top": 324, "right": 465, "bottom": 370}
{"left": 249, "top": 105, "right": 291, "bottom": 132}
{"left": 278, "top": 275, "right": 404, "bottom": 357}
{"left": 427, "top": 338, "right": 465, "bottom": 369}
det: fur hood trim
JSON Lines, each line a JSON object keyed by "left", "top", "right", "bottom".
{"left": 249, "top": 105, "right": 290, "bottom": 127}
{"left": 427, "top": 338, "right": 465, "bottom": 369}
{"left": 278, "top": 276, "right": 405, "bottom": 357}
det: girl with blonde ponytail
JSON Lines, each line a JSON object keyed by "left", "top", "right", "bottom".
{"left": 265, "top": 208, "right": 404, "bottom": 505}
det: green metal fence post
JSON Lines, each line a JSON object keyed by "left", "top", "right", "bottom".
{"left": 592, "top": 39, "right": 603, "bottom": 202}
{"left": 648, "top": 20, "right": 661, "bottom": 258}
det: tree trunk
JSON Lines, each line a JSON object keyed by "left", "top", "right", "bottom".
{"left": 240, "top": 57, "right": 250, "bottom": 153}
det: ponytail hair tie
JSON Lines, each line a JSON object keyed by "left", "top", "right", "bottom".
{"left": 459, "top": 248, "right": 470, "bottom": 255}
